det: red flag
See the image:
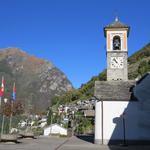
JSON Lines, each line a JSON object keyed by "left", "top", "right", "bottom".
{"left": 0, "top": 88, "right": 3, "bottom": 96}
{"left": 0, "top": 76, "right": 4, "bottom": 97}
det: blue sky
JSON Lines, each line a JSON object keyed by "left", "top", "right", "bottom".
{"left": 0, "top": 0, "right": 150, "bottom": 88}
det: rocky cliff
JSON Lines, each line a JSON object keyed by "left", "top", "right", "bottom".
{"left": 0, "top": 48, "right": 73, "bottom": 112}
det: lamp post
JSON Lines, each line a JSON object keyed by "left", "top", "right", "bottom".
{"left": 121, "top": 112, "right": 128, "bottom": 146}
{"left": 1, "top": 98, "right": 8, "bottom": 135}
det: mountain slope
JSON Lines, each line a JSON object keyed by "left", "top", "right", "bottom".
{"left": 128, "top": 43, "right": 150, "bottom": 79}
{"left": 0, "top": 48, "right": 73, "bottom": 112}
{"left": 52, "top": 43, "right": 150, "bottom": 105}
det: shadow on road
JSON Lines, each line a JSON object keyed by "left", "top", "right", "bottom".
{"left": 76, "top": 134, "right": 94, "bottom": 144}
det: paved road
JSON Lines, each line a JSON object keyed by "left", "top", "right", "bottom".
{"left": 58, "top": 136, "right": 150, "bottom": 150}
{"left": 1, "top": 136, "right": 150, "bottom": 150}
{"left": 0, "top": 136, "right": 68, "bottom": 150}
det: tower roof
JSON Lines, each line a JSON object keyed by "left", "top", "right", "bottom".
{"left": 105, "top": 17, "right": 129, "bottom": 28}
{"left": 104, "top": 17, "right": 130, "bottom": 37}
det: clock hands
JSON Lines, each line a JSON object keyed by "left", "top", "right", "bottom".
{"left": 113, "top": 58, "right": 118, "bottom": 64}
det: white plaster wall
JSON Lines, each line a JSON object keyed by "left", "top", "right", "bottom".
{"left": 103, "top": 101, "right": 139, "bottom": 141}
{"left": 44, "top": 124, "right": 67, "bottom": 136}
{"left": 134, "top": 74, "right": 150, "bottom": 139}
{"left": 95, "top": 101, "right": 102, "bottom": 142}
{"left": 134, "top": 75, "right": 150, "bottom": 102}
{"left": 103, "top": 101, "right": 128, "bottom": 140}
{"left": 94, "top": 75, "right": 150, "bottom": 144}
{"left": 124, "top": 102, "right": 139, "bottom": 140}
{"left": 138, "top": 112, "right": 150, "bottom": 139}
{"left": 44, "top": 127, "right": 50, "bottom": 136}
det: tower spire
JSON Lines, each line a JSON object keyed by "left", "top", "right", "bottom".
{"left": 115, "top": 16, "right": 119, "bottom": 22}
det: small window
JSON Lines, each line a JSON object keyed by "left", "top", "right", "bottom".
{"left": 113, "top": 36, "right": 121, "bottom": 50}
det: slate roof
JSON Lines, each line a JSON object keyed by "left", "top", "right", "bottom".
{"left": 105, "top": 17, "right": 129, "bottom": 28}
{"left": 104, "top": 17, "right": 130, "bottom": 37}
{"left": 94, "top": 80, "right": 136, "bottom": 101}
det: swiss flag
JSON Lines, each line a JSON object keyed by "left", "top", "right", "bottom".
{"left": 0, "top": 77, "right": 4, "bottom": 97}
{"left": 0, "top": 88, "right": 3, "bottom": 97}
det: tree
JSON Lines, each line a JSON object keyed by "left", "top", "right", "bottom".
{"left": 138, "top": 60, "right": 150, "bottom": 76}
{"left": 47, "top": 108, "right": 52, "bottom": 125}
{"left": 3, "top": 102, "right": 11, "bottom": 117}
{"left": 2, "top": 101, "right": 24, "bottom": 117}
{"left": 13, "top": 101, "right": 24, "bottom": 115}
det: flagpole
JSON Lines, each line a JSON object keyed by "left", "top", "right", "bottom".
{"left": 0, "top": 76, "right": 5, "bottom": 136}
{"left": 0, "top": 97, "right": 1, "bottom": 108}
{"left": 1, "top": 114, "right": 5, "bottom": 135}
{"left": 9, "top": 82, "right": 16, "bottom": 133}
{"left": 0, "top": 76, "right": 4, "bottom": 110}
{"left": 0, "top": 96, "right": 2, "bottom": 136}
{"left": 1, "top": 98, "right": 8, "bottom": 136}
{"left": 9, "top": 101, "right": 13, "bottom": 133}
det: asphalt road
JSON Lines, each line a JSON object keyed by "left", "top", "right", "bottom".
{"left": 1, "top": 136, "right": 150, "bottom": 150}
{"left": 0, "top": 136, "right": 68, "bottom": 150}
{"left": 58, "top": 136, "right": 150, "bottom": 150}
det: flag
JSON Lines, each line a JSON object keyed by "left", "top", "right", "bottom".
{"left": 12, "top": 82, "right": 16, "bottom": 101}
{"left": 0, "top": 76, "right": 4, "bottom": 97}
{"left": 0, "top": 89, "right": 3, "bottom": 97}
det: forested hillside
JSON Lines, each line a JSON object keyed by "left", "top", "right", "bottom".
{"left": 52, "top": 43, "right": 150, "bottom": 106}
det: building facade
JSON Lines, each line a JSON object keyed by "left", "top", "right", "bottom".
{"left": 94, "top": 18, "right": 137, "bottom": 145}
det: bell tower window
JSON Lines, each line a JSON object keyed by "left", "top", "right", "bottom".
{"left": 113, "top": 36, "right": 121, "bottom": 50}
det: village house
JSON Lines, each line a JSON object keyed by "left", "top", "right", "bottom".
{"left": 43, "top": 123, "right": 67, "bottom": 136}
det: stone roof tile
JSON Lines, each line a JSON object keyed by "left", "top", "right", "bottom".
{"left": 95, "top": 80, "right": 136, "bottom": 101}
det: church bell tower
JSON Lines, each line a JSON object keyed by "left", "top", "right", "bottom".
{"left": 104, "top": 17, "right": 130, "bottom": 81}
{"left": 94, "top": 18, "right": 137, "bottom": 145}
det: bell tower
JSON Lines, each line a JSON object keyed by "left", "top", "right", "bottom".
{"left": 94, "top": 18, "right": 137, "bottom": 145}
{"left": 104, "top": 17, "right": 130, "bottom": 81}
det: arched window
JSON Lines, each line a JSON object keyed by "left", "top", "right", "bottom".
{"left": 113, "top": 36, "right": 121, "bottom": 50}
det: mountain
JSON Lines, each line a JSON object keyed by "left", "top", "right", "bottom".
{"left": 52, "top": 43, "right": 150, "bottom": 105}
{"left": 0, "top": 48, "right": 73, "bottom": 112}
{"left": 128, "top": 43, "right": 150, "bottom": 79}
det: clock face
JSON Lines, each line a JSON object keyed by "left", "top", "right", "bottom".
{"left": 110, "top": 57, "right": 123, "bottom": 69}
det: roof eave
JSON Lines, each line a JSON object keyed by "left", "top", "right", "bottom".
{"left": 104, "top": 26, "right": 130, "bottom": 37}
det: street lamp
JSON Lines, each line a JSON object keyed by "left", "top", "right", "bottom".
{"left": 121, "top": 112, "right": 128, "bottom": 146}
